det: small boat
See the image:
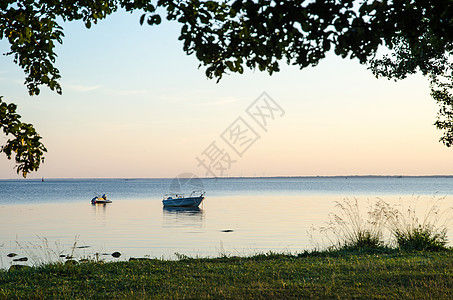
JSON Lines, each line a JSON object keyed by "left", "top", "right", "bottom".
{"left": 162, "top": 190, "right": 205, "bottom": 207}
{"left": 91, "top": 194, "right": 112, "bottom": 204}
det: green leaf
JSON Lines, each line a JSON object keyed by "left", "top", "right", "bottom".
{"left": 225, "top": 61, "right": 235, "bottom": 71}
{"left": 140, "top": 14, "right": 146, "bottom": 25}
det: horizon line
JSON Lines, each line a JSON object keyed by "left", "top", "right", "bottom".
{"left": 2, "top": 174, "right": 453, "bottom": 180}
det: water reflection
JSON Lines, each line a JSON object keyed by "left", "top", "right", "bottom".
{"left": 91, "top": 203, "right": 109, "bottom": 226}
{"left": 163, "top": 207, "right": 203, "bottom": 214}
{"left": 92, "top": 203, "right": 109, "bottom": 213}
{"left": 162, "top": 207, "right": 204, "bottom": 229}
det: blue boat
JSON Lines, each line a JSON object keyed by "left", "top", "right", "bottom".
{"left": 162, "top": 190, "right": 205, "bottom": 207}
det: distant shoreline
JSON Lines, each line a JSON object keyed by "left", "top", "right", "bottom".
{"left": 1, "top": 175, "right": 453, "bottom": 181}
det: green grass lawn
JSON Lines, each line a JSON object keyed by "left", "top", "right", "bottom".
{"left": 2, "top": 250, "right": 453, "bottom": 299}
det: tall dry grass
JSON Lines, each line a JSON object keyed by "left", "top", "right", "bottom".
{"left": 319, "top": 196, "right": 453, "bottom": 252}
{"left": 380, "top": 196, "right": 453, "bottom": 251}
{"left": 318, "top": 198, "right": 388, "bottom": 250}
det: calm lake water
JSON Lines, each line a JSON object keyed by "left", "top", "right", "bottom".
{"left": 1, "top": 176, "right": 453, "bottom": 268}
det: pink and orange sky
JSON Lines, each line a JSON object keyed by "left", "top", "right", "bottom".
{"left": 1, "top": 10, "right": 452, "bottom": 179}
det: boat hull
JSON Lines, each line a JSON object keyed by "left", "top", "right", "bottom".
{"left": 162, "top": 196, "right": 204, "bottom": 207}
{"left": 92, "top": 200, "right": 112, "bottom": 204}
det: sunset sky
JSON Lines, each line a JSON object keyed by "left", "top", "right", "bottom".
{"left": 1, "top": 10, "right": 452, "bottom": 179}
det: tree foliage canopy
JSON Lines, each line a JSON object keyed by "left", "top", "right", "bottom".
{"left": 0, "top": 97, "right": 46, "bottom": 177}
{"left": 1, "top": 0, "right": 453, "bottom": 176}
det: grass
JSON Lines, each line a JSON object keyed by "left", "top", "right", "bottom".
{"left": 317, "top": 197, "right": 453, "bottom": 252}
{"left": 382, "top": 196, "right": 453, "bottom": 251}
{"left": 2, "top": 250, "right": 453, "bottom": 299}
{"left": 317, "top": 198, "right": 388, "bottom": 251}
{"left": 394, "top": 225, "right": 447, "bottom": 251}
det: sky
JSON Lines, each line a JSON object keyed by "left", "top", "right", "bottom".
{"left": 1, "top": 10, "right": 452, "bottom": 179}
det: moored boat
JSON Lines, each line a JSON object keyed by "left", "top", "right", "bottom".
{"left": 162, "top": 190, "right": 205, "bottom": 207}
{"left": 91, "top": 194, "right": 112, "bottom": 204}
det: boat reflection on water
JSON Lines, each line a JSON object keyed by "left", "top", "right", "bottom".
{"left": 162, "top": 207, "right": 204, "bottom": 229}
{"left": 92, "top": 203, "right": 109, "bottom": 211}
{"left": 163, "top": 206, "right": 203, "bottom": 214}
{"left": 91, "top": 202, "right": 109, "bottom": 222}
